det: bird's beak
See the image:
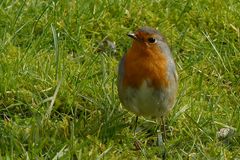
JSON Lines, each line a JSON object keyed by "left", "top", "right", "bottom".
{"left": 127, "top": 33, "right": 137, "bottom": 40}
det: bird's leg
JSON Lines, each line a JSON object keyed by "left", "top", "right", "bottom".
{"left": 157, "top": 116, "right": 167, "bottom": 146}
{"left": 133, "top": 116, "right": 142, "bottom": 150}
{"left": 161, "top": 116, "right": 166, "bottom": 142}
{"left": 157, "top": 117, "right": 167, "bottom": 159}
{"left": 157, "top": 118, "right": 163, "bottom": 146}
{"left": 134, "top": 116, "right": 138, "bottom": 137}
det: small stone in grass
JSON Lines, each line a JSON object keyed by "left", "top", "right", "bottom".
{"left": 217, "top": 127, "right": 235, "bottom": 140}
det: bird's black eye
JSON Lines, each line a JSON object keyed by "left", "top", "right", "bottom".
{"left": 147, "top": 37, "right": 156, "bottom": 43}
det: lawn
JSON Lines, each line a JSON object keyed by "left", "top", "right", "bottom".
{"left": 0, "top": 0, "right": 239, "bottom": 159}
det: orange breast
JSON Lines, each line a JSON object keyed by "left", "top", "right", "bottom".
{"left": 123, "top": 43, "right": 169, "bottom": 89}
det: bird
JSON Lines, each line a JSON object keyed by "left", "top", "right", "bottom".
{"left": 117, "top": 26, "right": 178, "bottom": 146}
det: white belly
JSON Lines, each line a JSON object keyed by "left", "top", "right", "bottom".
{"left": 122, "top": 80, "right": 174, "bottom": 118}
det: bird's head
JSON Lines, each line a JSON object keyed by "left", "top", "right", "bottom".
{"left": 128, "top": 26, "right": 165, "bottom": 50}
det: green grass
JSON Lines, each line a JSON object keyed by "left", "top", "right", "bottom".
{"left": 0, "top": 0, "right": 240, "bottom": 159}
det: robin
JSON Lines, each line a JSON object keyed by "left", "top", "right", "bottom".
{"left": 117, "top": 26, "right": 178, "bottom": 145}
